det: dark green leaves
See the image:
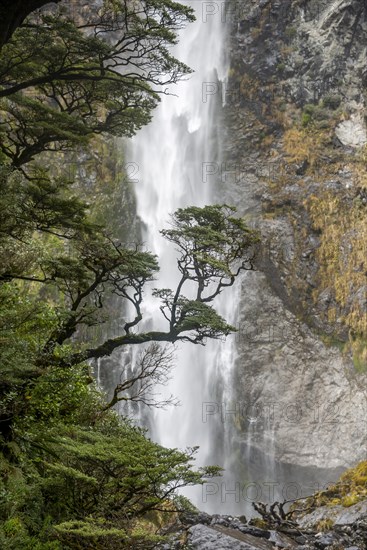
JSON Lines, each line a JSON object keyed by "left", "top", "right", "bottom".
{"left": 175, "top": 299, "right": 236, "bottom": 341}
{"left": 161, "top": 204, "right": 259, "bottom": 282}
{"left": 0, "top": 1, "right": 195, "bottom": 165}
{"left": 155, "top": 205, "right": 259, "bottom": 341}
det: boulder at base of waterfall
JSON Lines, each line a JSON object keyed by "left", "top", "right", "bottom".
{"left": 187, "top": 524, "right": 274, "bottom": 550}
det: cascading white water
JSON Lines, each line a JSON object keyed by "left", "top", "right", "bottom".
{"left": 128, "top": 1, "right": 239, "bottom": 511}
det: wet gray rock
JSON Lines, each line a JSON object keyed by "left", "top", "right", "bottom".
{"left": 180, "top": 511, "right": 212, "bottom": 526}
{"left": 298, "top": 499, "right": 367, "bottom": 529}
{"left": 158, "top": 505, "right": 367, "bottom": 550}
{"left": 187, "top": 524, "right": 274, "bottom": 550}
{"left": 335, "top": 111, "right": 367, "bottom": 147}
{"left": 314, "top": 531, "right": 339, "bottom": 548}
{"left": 269, "top": 530, "right": 299, "bottom": 548}
{"left": 334, "top": 500, "right": 367, "bottom": 525}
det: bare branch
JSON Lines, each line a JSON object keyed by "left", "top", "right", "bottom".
{"left": 101, "top": 343, "right": 178, "bottom": 411}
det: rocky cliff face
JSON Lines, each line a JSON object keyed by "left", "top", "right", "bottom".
{"left": 219, "top": 0, "right": 367, "bottom": 487}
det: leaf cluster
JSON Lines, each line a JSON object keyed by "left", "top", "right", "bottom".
{"left": 0, "top": 1, "right": 194, "bottom": 166}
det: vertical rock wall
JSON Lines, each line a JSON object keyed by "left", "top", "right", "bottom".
{"left": 222, "top": 0, "right": 367, "bottom": 481}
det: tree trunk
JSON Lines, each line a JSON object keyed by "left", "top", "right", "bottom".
{"left": 0, "top": 0, "right": 61, "bottom": 47}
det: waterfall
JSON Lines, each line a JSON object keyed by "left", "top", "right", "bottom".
{"left": 122, "top": 1, "right": 296, "bottom": 517}
{"left": 127, "top": 1, "right": 237, "bottom": 512}
{"left": 106, "top": 0, "right": 367, "bottom": 521}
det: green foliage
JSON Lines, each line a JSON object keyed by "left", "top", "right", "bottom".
{"left": 162, "top": 205, "right": 258, "bottom": 276}
{"left": 307, "top": 191, "right": 367, "bottom": 341}
{"left": 0, "top": 1, "right": 194, "bottom": 166}
{"left": 0, "top": 413, "right": 220, "bottom": 548}
{"left": 175, "top": 299, "right": 235, "bottom": 339}
{"left": 53, "top": 520, "right": 129, "bottom": 549}
{"left": 350, "top": 335, "right": 367, "bottom": 374}
{"left": 322, "top": 94, "right": 342, "bottom": 110}
{"left": 38, "top": 423, "right": 219, "bottom": 518}
{"left": 300, "top": 102, "right": 337, "bottom": 129}
{"left": 154, "top": 205, "right": 259, "bottom": 343}
{"left": 22, "top": 366, "right": 96, "bottom": 426}
{"left": 173, "top": 494, "right": 199, "bottom": 513}
{"left": 301, "top": 111, "right": 312, "bottom": 127}
{"left": 0, "top": 282, "right": 59, "bottom": 442}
